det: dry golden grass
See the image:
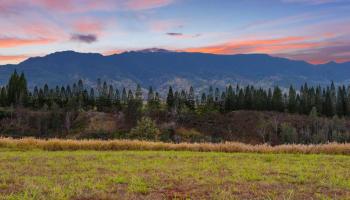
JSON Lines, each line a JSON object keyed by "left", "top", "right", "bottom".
{"left": 0, "top": 137, "right": 350, "bottom": 154}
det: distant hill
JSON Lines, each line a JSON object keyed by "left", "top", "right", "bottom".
{"left": 1, "top": 49, "right": 350, "bottom": 93}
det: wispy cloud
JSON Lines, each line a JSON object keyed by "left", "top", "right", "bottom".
{"left": 0, "top": 0, "right": 176, "bottom": 14}
{"left": 282, "top": 0, "right": 347, "bottom": 4}
{"left": 166, "top": 32, "right": 202, "bottom": 39}
{"left": 276, "top": 43, "right": 350, "bottom": 64}
{"left": 166, "top": 32, "right": 183, "bottom": 36}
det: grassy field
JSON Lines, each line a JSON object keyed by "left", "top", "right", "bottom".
{"left": 0, "top": 148, "right": 349, "bottom": 200}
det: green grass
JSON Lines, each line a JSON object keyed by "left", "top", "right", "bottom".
{"left": 0, "top": 149, "right": 349, "bottom": 200}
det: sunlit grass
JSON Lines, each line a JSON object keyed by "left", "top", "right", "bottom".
{"left": 0, "top": 149, "right": 349, "bottom": 199}
{"left": 1, "top": 137, "right": 350, "bottom": 154}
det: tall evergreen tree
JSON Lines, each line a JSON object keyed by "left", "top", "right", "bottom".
{"left": 166, "top": 86, "right": 175, "bottom": 110}
{"left": 187, "top": 86, "right": 195, "bottom": 110}
{"left": 272, "top": 86, "right": 284, "bottom": 112}
{"left": 288, "top": 86, "right": 297, "bottom": 113}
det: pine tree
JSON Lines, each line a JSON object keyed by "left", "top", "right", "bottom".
{"left": 6, "top": 71, "right": 28, "bottom": 106}
{"left": 78, "top": 79, "right": 84, "bottom": 94}
{"left": 288, "top": 86, "right": 297, "bottom": 113}
{"left": 147, "top": 86, "right": 157, "bottom": 112}
{"left": 147, "top": 86, "right": 154, "bottom": 104}
{"left": 201, "top": 92, "right": 207, "bottom": 105}
{"left": 207, "top": 86, "right": 214, "bottom": 104}
{"left": 114, "top": 88, "right": 121, "bottom": 110}
{"left": 135, "top": 84, "right": 142, "bottom": 101}
{"left": 108, "top": 85, "right": 114, "bottom": 106}
{"left": 214, "top": 88, "right": 220, "bottom": 102}
{"left": 125, "top": 89, "right": 141, "bottom": 127}
{"left": 315, "top": 86, "right": 323, "bottom": 115}
{"left": 225, "top": 85, "right": 235, "bottom": 112}
{"left": 166, "top": 86, "right": 174, "bottom": 110}
{"left": 89, "top": 88, "right": 96, "bottom": 108}
{"left": 330, "top": 81, "right": 337, "bottom": 114}
{"left": 187, "top": 86, "right": 195, "bottom": 110}
{"left": 121, "top": 88, "right": 127, "bottom": 105}
{"left": 324, "top": 88, "right": 334, "bottom": 117}
{"left": 0, "top": 87, "right": 7, "bottom": 106}
{"left": 237, "top": 88, "right": 244, "bottom": 110}
{"left": 244, "top": 86, "right": 253, "bottom": 110}
{"left": 18, "top": 72, "right": 28, "bottom": 106}
{"left": 154, "top": 92, "right": 161, "bottom": 109}
{"left": 267, "top": 88, "right": 272, "bottom": 110}
{"left": 272, "top": 86, "right": 284, "bottom": 112}
{"left": 7, "top": 70, "right": 19, "bottom": 105}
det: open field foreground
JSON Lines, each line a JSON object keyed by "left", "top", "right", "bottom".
{"left": 0, "top": 149, "right": 349, "bottom": 200}
{"left": 1, "top": 138, "right": 350, "bottom": 155}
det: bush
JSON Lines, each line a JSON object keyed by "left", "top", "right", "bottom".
{"left": 175, "top": 127, "right": 205, "bottom": 143}
{"left": 130, "top": 117, "right": 160, "bottom": 140}
{"left": 280, "top": 123, "right": 298, "bottom": 144}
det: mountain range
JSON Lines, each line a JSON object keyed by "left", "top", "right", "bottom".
{"left": 1, "top": 49, "right": 350, "bottom": 93}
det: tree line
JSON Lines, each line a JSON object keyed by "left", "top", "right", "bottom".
{"left": 1, "top": 71, "right": 350, "bottom": 118}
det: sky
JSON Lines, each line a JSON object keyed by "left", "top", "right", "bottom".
{"left": 0, "top": 0, "right": 350, "bottom": 65}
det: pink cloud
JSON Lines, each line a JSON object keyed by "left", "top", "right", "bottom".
{"left": 124, "top": 0, "right": 174, "bottom": 10}
{"left": 150, "top": 20, "right": 183, "bottom": 32}
{"left": 72, "top": 19, "right": 105, "bottom": 35}
{"left": 0, "top": 7, "right": 69, "bottom": 45}
{"left": 0, "top": 0, "right": 175, "bottom": 14}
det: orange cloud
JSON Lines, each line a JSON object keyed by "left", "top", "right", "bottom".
{"left": 103, "top": 49, "right": 124, "bottom": 55}
{"left": 0, "top": 55, "right": 27, "bottom": 64}
{"left": 0, "top": 37, "right": 53, "bottom": 48}
{"left": 185, "top": 36, "right": 322, "bottom": 54}
{"left": 183, "top": 36, "right": 350, "bottom": 64}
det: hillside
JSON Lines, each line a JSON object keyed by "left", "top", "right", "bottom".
{"left": 1, "top": 50, "right": 350, "bottom": 93}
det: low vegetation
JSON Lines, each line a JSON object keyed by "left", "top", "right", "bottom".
{"left": 1, "top": 72, "right": 350, "bottom": 145}
{"left": 0, "top": 149, "right": 349, "bottom": 199}
{"left": 1, "top": 138, "right": 350, "bottom": 154}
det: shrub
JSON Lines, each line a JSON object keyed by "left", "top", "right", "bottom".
{"left": 280, "top": 123, "right": 298, "bottom": 144}
{"left": 175, "top": 127, "right": 204, "bottom": 143}
{"left": 130, "top": 117, "right": 160, "bottom": 140}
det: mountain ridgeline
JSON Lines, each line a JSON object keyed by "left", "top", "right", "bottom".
{"left": 0, "top": 49, "right": 350, "bottom": 93}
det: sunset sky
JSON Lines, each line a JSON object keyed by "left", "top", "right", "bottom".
{"left": 0, "top": 0, "right": 350, "bottom": 65}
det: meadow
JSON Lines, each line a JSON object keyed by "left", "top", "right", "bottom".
{"left": 0, "top": 139, "right": 350, "bottom": 200}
